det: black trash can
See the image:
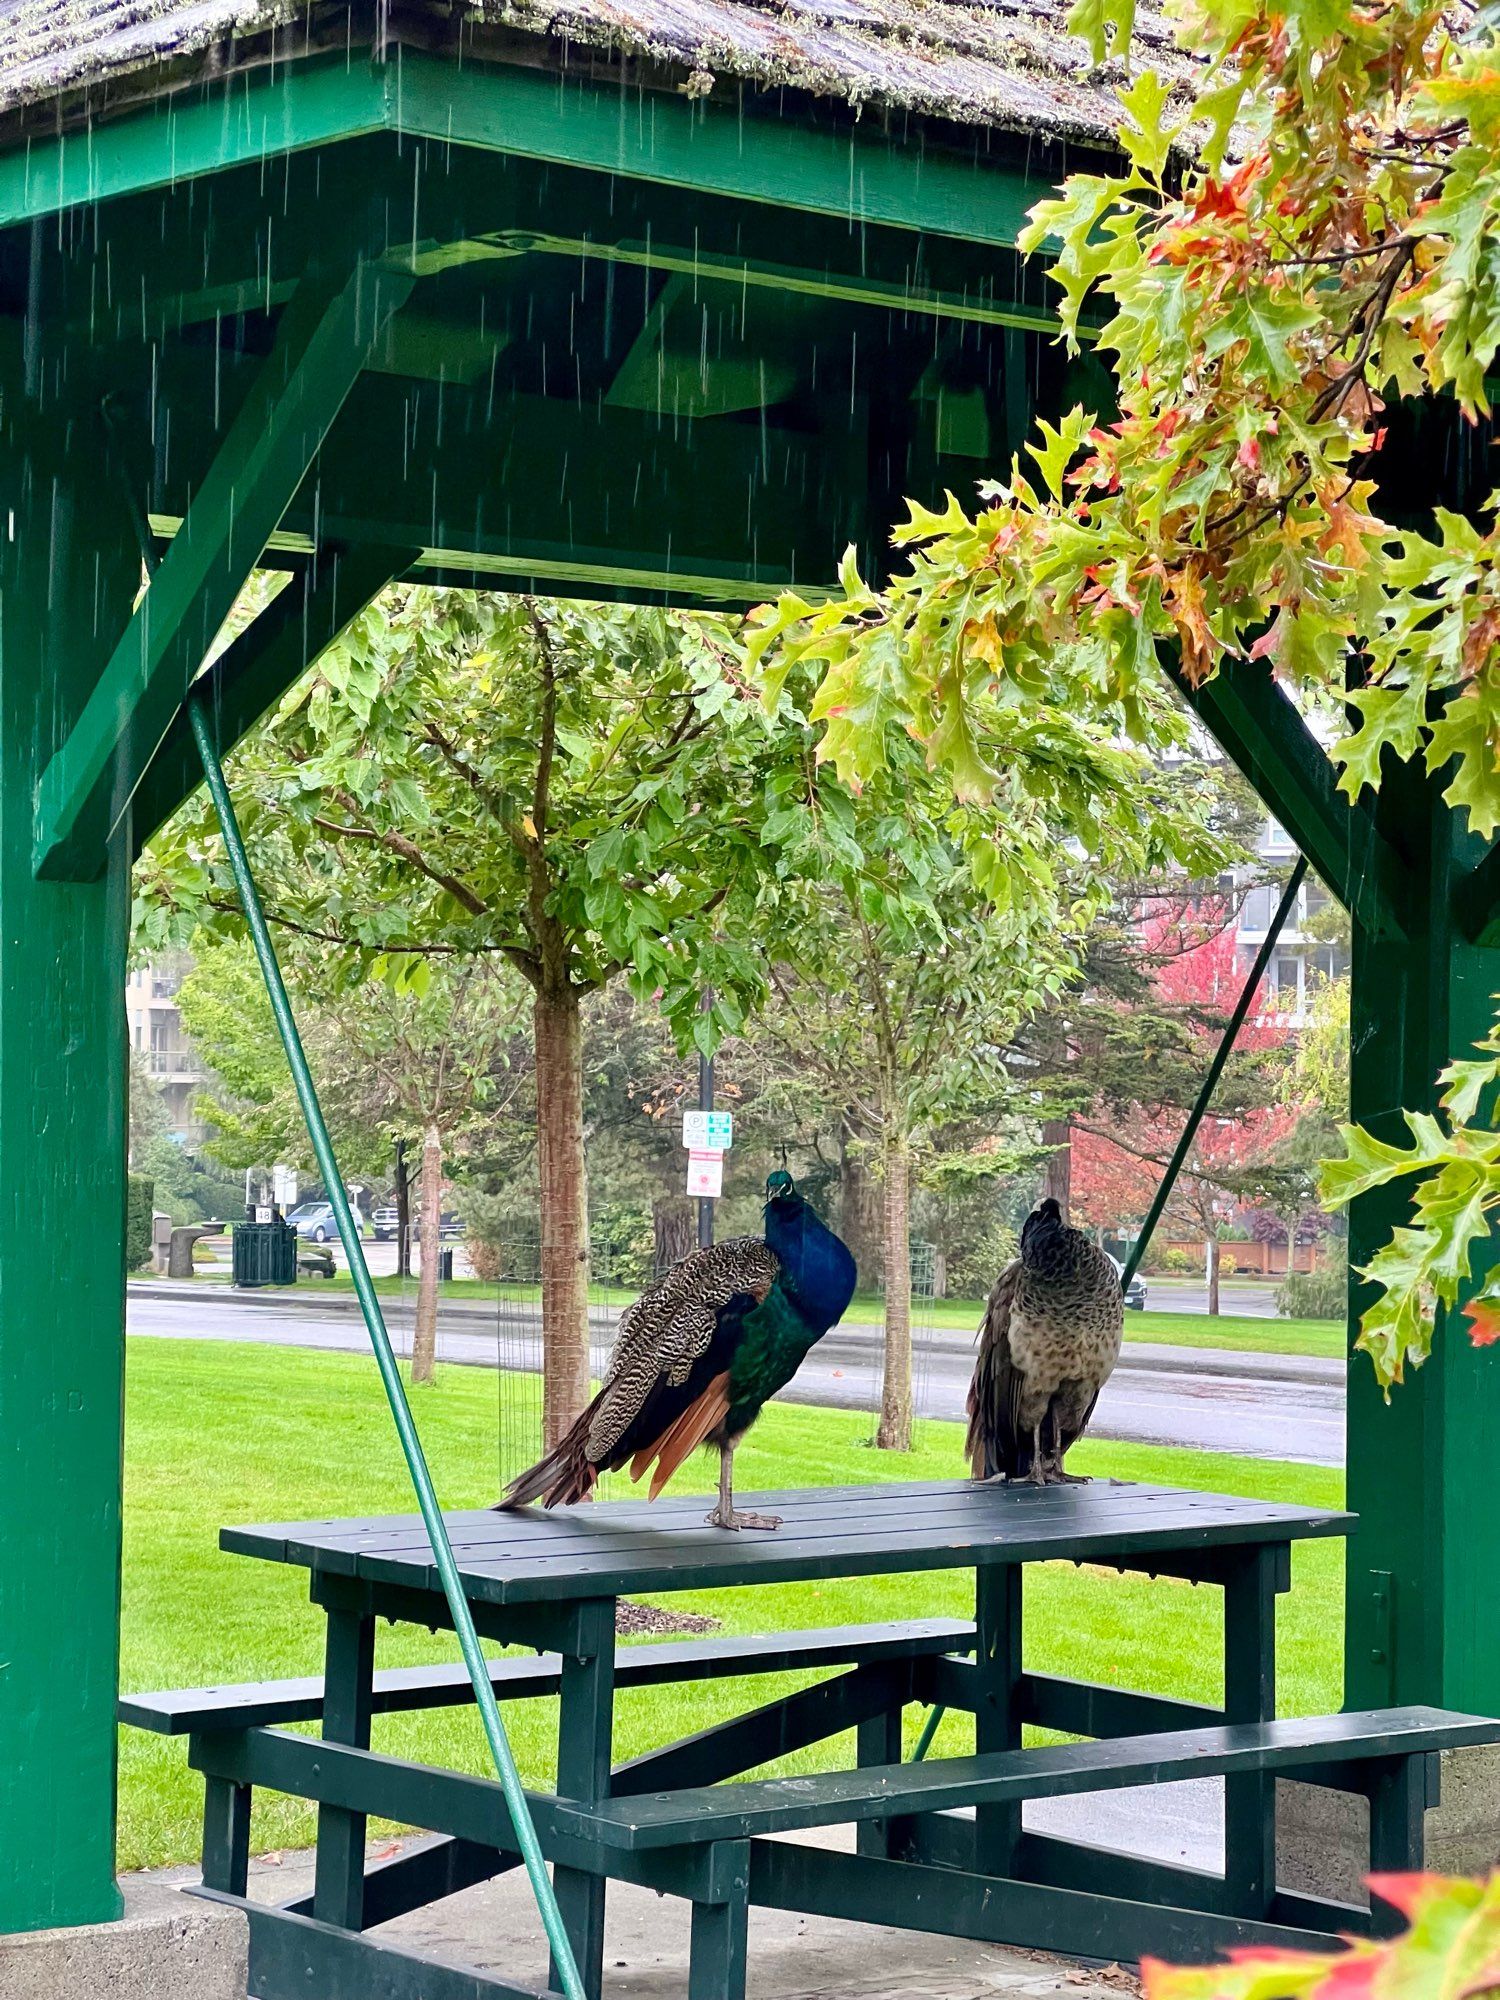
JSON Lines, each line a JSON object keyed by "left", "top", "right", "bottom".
{"left": 439, "top": 1247, "right": 454, "bottom": 1282}
{"left": 233, "top": 1209, "right": 298, "bottom": 1287}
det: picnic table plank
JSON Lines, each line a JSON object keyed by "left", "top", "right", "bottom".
{"left": 571, "top": 1707, "right": 1500, "bottom": 1849}
{"left": 222, "top": 1481, "right": 1348, "bottom": 1607}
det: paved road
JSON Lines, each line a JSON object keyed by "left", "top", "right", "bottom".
{"left": 126, "top": 1289, "right": 1344, "bottom": 1468}
{"left": 195, "top": 1238, "right": 1289, "bottom": 1318}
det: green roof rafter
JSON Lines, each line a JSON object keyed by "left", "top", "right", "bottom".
{"left": 0, "top": 48, "right": 1044, "bottom": 247}
{"left": 33, "top": 250, "right": 413, "bottom": 880}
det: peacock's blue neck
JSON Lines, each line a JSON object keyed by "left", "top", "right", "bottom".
{"left": 765, "top": 1197, "right": 857, "bottom": 1333}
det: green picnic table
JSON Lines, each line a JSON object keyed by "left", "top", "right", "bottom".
{"left": 123, "top": 1478, "right": 1500, "bottom": 2000}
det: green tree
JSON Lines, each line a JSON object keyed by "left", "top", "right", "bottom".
{"left": 144, "top": 590, "right": 813, "bottom": 1440}
{"left": 179, "top": 940, "right": 526, "bottom": 1380}
{"left": 753, "top": 722, "right": 1229, "bottom": 1446}
{"left": 752, "top": 0, "right": 1500, "bottom": 1385}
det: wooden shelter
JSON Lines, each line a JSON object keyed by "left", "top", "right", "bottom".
{"left": 1, "top": 0, "right": 1495, "bottom": 1941}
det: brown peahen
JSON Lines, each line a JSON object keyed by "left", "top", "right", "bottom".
{"left": 965, "top": 1197, "right": 1123, "bottom": 1485}
{"left": 499, "top": 1170, "right": 856, "bottom": 1530}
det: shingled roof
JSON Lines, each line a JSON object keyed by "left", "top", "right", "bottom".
{"left": 0, "top": 0, "right": 1189, "bottom": 144}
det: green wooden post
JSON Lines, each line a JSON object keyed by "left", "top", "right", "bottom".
{"left": 1345, "top": 771, "right": 1500, "bottom": 1715}
{"left": 0, "top": 378, "right": 140, "bottom": 1931}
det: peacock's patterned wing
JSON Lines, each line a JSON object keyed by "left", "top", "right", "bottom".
{"left": 585, "top": 1236, "right": 780, "bottom": 1460}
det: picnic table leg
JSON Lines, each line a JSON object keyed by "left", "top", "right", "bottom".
{"left": 201, "top": 1771, "right": 251, "bottom": 1897}
{"left": 1223, "top": 1543, "right": 1279, "bottom": 1917}
{"left": 313, "top": 1598, "right": 376, "bottom": 1930}
{"left": 688, "top": 1842, "right": 750, "bottom": 2000}
{"left": 551, "top": 1598, "right": 616, "bottom": 2000}
{"left": 974, "top": 1562, "right": 1023, "bottom": 1879}
{"left": 1367, "top": 1757, "right": 1427, "bottom": 1937}
{"left": 856, "top": 1703, "right": 907, "bottom": 1859}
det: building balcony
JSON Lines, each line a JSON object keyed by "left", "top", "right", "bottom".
{"left": 146, "top": 1049, "right": 208, "bottom": 1079}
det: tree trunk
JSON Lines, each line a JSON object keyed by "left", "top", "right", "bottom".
{"left": 876, "top": 1127, "right": 913, "bottom": 1452}
{"left": 652, "top": 1195, "right": 695, "bottom": 1278}
{"left": 1207, "top": 1234, "right": 1221, "bottom": 1317}
{"left": 839, "top": 1123, "right": 883, "bottom": 1288}
{"left": 412, "top": 1123, "right": 443, "bottom": 1385}
{"left": 1042, "top": 1118, "right": 1072, "bottom": 1217}
{"left": 535, "top": 983, "right": 590, "bottom": 1449}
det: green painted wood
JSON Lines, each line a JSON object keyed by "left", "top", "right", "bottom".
{"left": 856, "top": 1700, "right": 909, "bottom": 1861}
{"left": 0, "top": 377, "right": 141, "bottom": 1933}
{"left": 1455, "top": 843, "right": 1500, "bottom": 948}
{"left": 0, "top": 50, "right": 1046, "bottom": 250}
{"left": 132, "top": 542, "right": 417, "bottom": 848}
{"left": 1345, "top": 763, "right": 1500, "bottom": 1716}
{"left": 190, "top": 1727, "right": 724, "bottom": 1902}
{"left": 746, "top": 1837, "right": 1346, "bottom": 1960}
{"left": 567, "top": 1708, "right": 1500, "bottom": 1850}
{"left": 1018, "top": 1673, "right": 1219, "bottom": 1740}
{"left": 120, "top": 1618, "right": 977, "bottom": 1735}
{"left": 201, "top": 1778, "right": 252, "bottom": 1898}
{"left": 33, "top": 254, "right": 412, "bottom": 879}
{"left": 551, "top": 1600, "right": 615, "bottom": 1999}
{"left": 222, "top": 1481, "right": 1351, "bottom": 1606}
{"left": 611, "top": 1664, "right": 915, "bottom": 1799}
{"left": 314, "top": 1606, "right": 377, "bottom": 1930}
{"left": 974, "top": 1564, "right": 1023, "bottom": 1878}
{"left": 688, "top": 1855, "right": 750, "bottom": 2000}
{"left": 283, "top": 1836, "right": 518, "bottom": 1930}
{"left": 1223, "top": 1546, "right": 1278, "bottom": 1915}
{"left": 199, "top": 1890, "right": 558, "bottom": 2000}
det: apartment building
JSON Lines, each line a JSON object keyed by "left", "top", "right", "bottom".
{"left": 125, "top": 954, "right": 208, "bottom": 1140}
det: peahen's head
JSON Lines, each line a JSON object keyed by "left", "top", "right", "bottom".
{"left": 1021, "top": 1197, "right": 1077, "bottom": 1278}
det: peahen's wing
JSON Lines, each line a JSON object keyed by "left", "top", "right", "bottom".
{"left": 965, "top": 1259, "right": 1028, "bottom": 1479}
{"left": 585, "top": 1236, "right": 780, "bottom": 1461}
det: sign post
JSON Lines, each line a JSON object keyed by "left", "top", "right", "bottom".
{"left": 683, "top": 1102, "right": 733, "bottom": 1241}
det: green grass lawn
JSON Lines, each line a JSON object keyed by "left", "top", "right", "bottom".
{"left": 1123, "top": 1312, "right": 1344, "bottom": 1359}
{"left": 120, "top": 1337, "right": 1345, "bottom": 1872}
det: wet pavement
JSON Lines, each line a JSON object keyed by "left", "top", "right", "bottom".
{"left": 126, "top": 1288, "right": 1344, "bottom": 1466}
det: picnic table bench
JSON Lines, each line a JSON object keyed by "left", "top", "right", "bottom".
{"left": 123, "top": 1478, "right": 1500, "bottom": 2000}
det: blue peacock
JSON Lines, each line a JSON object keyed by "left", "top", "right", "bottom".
{"left": 499, "top": 1170, "right": 856, "bottom": 1530}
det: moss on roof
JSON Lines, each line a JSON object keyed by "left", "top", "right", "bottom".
{"left": 0, "top": 0, "right": 1190, "bottom": 143}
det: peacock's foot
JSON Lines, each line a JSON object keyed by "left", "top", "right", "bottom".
{"left": 705, "top": 1506, "right": 782, "bottom": 1531}
{"left": 1048, "top": 1468, "right": 1091, "bottom": 1485}
{"left": 1023, "top": 1464, "right": 1051, "bottom": 1486}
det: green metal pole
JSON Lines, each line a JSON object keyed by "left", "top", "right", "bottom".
{"left": 1120, "top": 856, "right": 1308, "bottom": 1289}
{"left": 909, "top": 1701, "right": 945, "bottom": 1763}
{"left": 187, "top": 695, "right": 586, "bottom": 2000}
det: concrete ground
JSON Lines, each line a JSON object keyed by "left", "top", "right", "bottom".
{"left": 2, "top": 1830, "right": 1145, "bottom": 2000}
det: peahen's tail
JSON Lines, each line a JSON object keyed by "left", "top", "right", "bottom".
{"left": 495, "top": 1411, "right": 598, "bottom": 1510}
{"left": 965, "top": 1260, "right": 1023, "bottom": 1480}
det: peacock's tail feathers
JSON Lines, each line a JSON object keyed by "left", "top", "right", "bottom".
{"left": 496, "top": 1415, "right": 599, "bottom": 1510}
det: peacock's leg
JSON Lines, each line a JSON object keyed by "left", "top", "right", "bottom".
{"left": 1024, "top": 1420, "right": 1050, "bottom": 1485}
{"left": 705, "top": 1443, "right": 781, "bottom": 1531}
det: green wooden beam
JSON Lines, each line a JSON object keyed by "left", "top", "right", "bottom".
{"left": 1165, "top": 657, "right": 1412, "bottom": 942}
{"left": 32, "top": 254, "right": 413, "bottom": 880}
{"left": 0, "top": 371, "right": 143, "bottom": 1934}
{"left": 131, "top": 541, "right": 418, "bottom": 850}
{"left": 0, "top": 49, "right": 1042, "bottom": 250}
{"left": 1345, "top": 770, "right": 1500, "bottom": 1716}
{"left": 1453, "top": 841, "right": 1500, "bottom": 947}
